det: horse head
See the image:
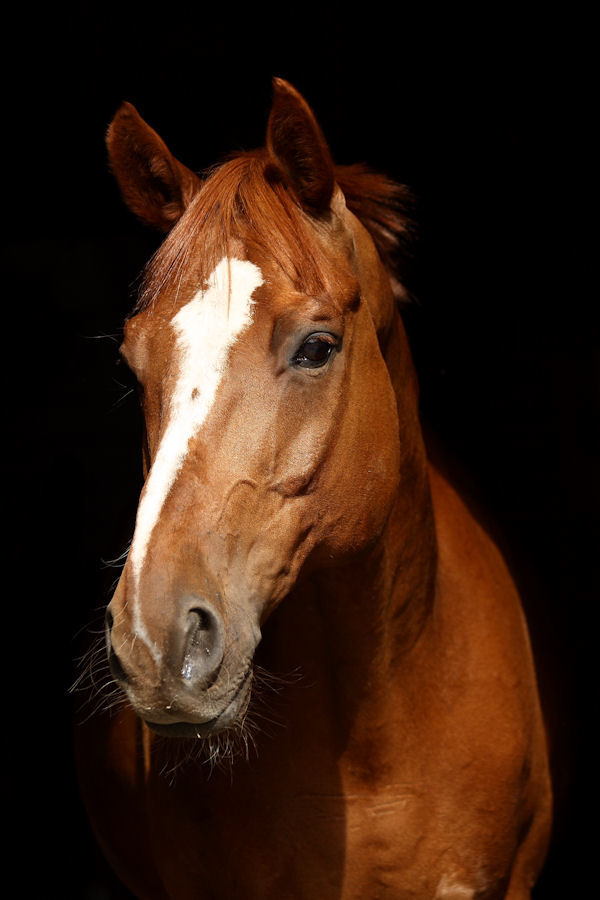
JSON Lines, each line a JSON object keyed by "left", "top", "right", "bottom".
{"left": 105, "top": 79, "right": 418, "bottom": 739}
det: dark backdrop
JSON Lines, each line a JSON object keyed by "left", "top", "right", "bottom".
{"left": 3, "top": 4, "right": 595, "bottom": 897}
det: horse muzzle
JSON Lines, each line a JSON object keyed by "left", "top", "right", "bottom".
{"left": 105, "top": 594, "right": 259, "bottom": 736}
{"left": 143, "top": 665, "right": 254, "bottom": 739}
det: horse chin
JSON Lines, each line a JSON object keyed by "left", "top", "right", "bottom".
{"left": 142, "top": 664, "right": 253, "bottom": 740}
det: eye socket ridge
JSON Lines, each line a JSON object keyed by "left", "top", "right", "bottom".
{"left": 292, "top": 332, "right": 339, "bottom": 370}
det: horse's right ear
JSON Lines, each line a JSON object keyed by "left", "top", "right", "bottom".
{"left": 106, "top": 103, "right": 201, "bottom": 231}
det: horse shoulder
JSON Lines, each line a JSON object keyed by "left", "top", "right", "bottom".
{"left": 424, "top": 464, "right": 552, "bottom": 887}
{"left": 428, "top": 462, "right": 542, "bottom": 710}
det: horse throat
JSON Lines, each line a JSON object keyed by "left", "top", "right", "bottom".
{"left": 315, "top": 452, "right": 436, "bottom": 723}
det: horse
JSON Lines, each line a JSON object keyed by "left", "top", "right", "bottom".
{"left": 75, "top": 79, "right": 552, "bottom": 899}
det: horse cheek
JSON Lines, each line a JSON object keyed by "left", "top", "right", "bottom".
{"left": 323, "top": 365, "right": 400, "bottom": 559}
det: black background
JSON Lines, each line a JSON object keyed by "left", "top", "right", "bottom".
{"left": 3, "top": 3, "right": 596, "bottom": 897}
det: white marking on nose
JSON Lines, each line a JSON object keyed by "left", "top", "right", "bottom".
{"left": 128, "top": 257, "right": 264, "bottom": 658}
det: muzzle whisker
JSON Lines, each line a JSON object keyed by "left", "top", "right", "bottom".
{"left": 100, "top": 542, "right": 131, "bottom": 570}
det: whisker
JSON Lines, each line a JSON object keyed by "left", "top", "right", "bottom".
{"left": 144, "top": 661, "right": 305, "bottom": 782}
{"left": 100, "top": 542, "right": 131, "bottom": 570}
{"left": 83, "top": 333, "right": 122, "bottom": 343}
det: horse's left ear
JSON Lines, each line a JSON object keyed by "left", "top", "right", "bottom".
{"left": 266, "top": 78, "right": 335, "bottom": 214}
{"left": 106, "top": 102, "right": 201, "bottom": 231}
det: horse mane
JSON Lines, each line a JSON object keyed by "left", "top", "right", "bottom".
{"left": 335, "top": 164, "right": 413, "bottom": 304}
{"left": 135, "top": 150, "right": 412, "bottom": 315}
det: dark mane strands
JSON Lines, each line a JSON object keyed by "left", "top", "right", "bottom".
{"left": 135, "top": 151, "right": 411, "bottom": 315}
{"left": 335, "top": 164, "right": 413, "bottom": 303}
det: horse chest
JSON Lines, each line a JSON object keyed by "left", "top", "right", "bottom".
{"left": 143, "top": 766, "right": 508, "bottom": 899}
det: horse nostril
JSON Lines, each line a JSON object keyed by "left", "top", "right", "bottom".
{"left": 108, "top": 643, "right": 129, "bottom": 685}
{"left": 181, "top": 604, "right": 224, "bottom": 688}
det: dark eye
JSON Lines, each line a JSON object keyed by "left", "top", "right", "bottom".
{"left": 293, "top": 334, "right": 337, "bottom": 369}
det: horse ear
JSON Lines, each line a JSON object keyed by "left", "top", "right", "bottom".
{"left": 106, "top": 102, "right": 201, "bottom": 231}
{"left": 266, "top": 78, "right": 335, "bottom": 214}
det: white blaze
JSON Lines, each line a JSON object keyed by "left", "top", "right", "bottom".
{"left": 128, "top": 257, "right": 264, "bottom": 655}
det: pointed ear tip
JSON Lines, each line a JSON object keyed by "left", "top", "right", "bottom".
{"left": 106, "top": 102, "right": 145, "bottom": 149}
{"left": 107, "top": 101, "right": 142, "bottom": 134}
{"left": 271, "top": 77, "right": 299, "bottom": 99}
{"left": 112, "top": 100, "right": 139, "bottom": 122}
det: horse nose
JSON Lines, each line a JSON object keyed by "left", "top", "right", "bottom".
{"left": 104, "top": 596, "right": 225, "bottom": 689}
{"left": 180, "top": 601, "right": 224, "bottom": 689}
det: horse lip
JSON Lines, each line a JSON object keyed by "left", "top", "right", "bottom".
{"left": 145, "top": 718, "right": 221, "bottom": 739}
{"left": 144, "top": 665, "right": 253, "bottom": 739}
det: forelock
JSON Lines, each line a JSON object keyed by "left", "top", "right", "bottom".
{"left": 135, "top": 151, "right": 331, "bottom": 315}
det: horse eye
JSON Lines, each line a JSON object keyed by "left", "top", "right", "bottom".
{"left": 293, "top": 335, "right": 337, "bottom": 369}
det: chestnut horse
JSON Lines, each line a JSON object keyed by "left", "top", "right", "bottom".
{"left": 76, "top": 80, "right": 552, "bottom": 898}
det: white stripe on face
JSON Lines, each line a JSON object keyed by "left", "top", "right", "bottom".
{"left": 128, "top": 257, "right": 264, "bottom": 658}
